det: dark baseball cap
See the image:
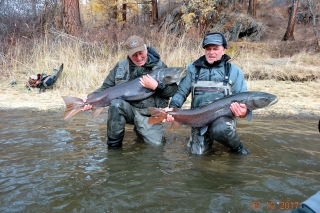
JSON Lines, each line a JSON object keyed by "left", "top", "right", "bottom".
{"left": 202, "top": 32, "right": 227, "bottom": 48}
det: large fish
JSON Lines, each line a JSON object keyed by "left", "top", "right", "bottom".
{"left": 148, "top": 91, "right": 278, "bottom": 129}
{"left": 62, "top": 67, "right": 186, "bottom": 119}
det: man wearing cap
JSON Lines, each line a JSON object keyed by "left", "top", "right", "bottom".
{"left": 164, "top": 32, "right": 249, "bottom": 155}
{"left": 83, "top": 35, "right": 178, "bottom": 148}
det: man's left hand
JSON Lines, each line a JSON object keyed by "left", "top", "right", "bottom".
{"left": 230, "top": 102, "right": 247, "bottom": 118}
{"left": 139, "top": 74, "right": 158, "bottom": 90}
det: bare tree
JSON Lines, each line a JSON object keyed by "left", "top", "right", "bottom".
{"left": 283, "top": 0, "right": 299, "bottom": 41}
{"left": 111, "top": 0, "right": 118, "bottom": 20}
{"left": 240, "top": 0, "right": 247, "bottom": 7}
{"left": 0, "top": 0, "right": 63, "bottom": 40}
{"left": 62, "top": 0, "right": 82, "bottom": 35}
{"left": 248, "top": 0, "right": 257, "bottom": 18}
{"left": 307, "top": 0, "right": 320, "bottom": 47}
{"left": 151, "top": 0, "right": 158, "bottom": 24}
{"left": 122, "top": 3, "right": 127, "bottom": 22}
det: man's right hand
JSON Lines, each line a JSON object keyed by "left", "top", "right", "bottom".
{"left": 82, "top": 97, "right": 93, "bottom": 111}
{"left": 162, "top": 107, "right": 174, "bottom": 122}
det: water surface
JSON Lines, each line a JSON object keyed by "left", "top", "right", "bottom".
{"left": 0, "top": 110, "right": 319, "bottom": 213}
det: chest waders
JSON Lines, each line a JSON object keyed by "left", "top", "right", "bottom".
{"left": 107, "top": 59, "right": 165, "bottom": 147}
{"left": 188, "top": 62, "right": 242, "bottom": 155}
{"left": 191, "top": 62, "right": 232, "bottom": 109}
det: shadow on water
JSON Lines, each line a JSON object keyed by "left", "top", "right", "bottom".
{"left": 0, "top": 109, "right": 319, "bottom": 213}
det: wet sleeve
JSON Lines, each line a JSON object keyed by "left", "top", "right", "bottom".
{"left": 291, "top": 206, "right": 316, "bottom": 213}
{"left": 301, "top": 191, "right": 320, "bottom": 213}
{"left": 292, "top": 191, "right": 320, "bottom": 213}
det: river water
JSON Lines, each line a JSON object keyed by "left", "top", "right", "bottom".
{"left": 0, "top": 110, "right": 319, "bottom": 213}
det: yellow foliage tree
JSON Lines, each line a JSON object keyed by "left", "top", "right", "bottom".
{"left": 181, "top": 0, "right": 217, "bottom": 31}
{"left": 90, "top": 0, "right": 141, "bottom": 23}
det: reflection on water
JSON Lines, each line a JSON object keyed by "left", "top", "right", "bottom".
{"left": 0, "top": 110, "right": 319, "bottom": 213}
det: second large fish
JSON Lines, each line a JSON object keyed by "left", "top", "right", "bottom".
{"left": 148, "top": 91, "right": 278, "bottom": 129}
{"left": 62, "top": 67, "right": 186, "bottom": 119}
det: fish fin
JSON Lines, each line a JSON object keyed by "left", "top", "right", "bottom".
{"left": 171, "top": 107, "right": 180, "bottom": 112}
{"left": 61, "top": 96, "right": 84, "bottom": 119}
{"left": 92, "top": 107, "right": 104, "bottom": 118}
{"left": 162, "top": 76, "right": 173, "bottom": 84}
{"left": 246, "top": 109, "right": 253, "bottom": 122}
{"left": 63, "top": 108, "right": 83, "bottom": 120}
{"left": 199, "top": 126, "right": 208, "bottom": 135}
{"left": 148, "top": 107, "right": 168, "bottom": 124}
{"left": 170, "top": 121, "right": 181, "bottom": 131}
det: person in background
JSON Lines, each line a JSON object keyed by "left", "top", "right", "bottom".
{"left": 164, "top": 32, "right": 249, "bottom": 155}
{"left": 292, "top": 191, "right": 320, "bottom": 213}
{"left": 83, "top": 35, "right": 178, "bottom": 148}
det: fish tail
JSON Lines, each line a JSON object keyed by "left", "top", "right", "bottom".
{"left": 148, "top": 107, "right": 168, "bottom": 124}
{"left": 61, "top": 96, "right": 84, "bottom": 119}
{"left": 170, "top": 121, "right": 181, "bottom": 131}
{"left": 92, "top": 107, "right": 104, "bottom": 118}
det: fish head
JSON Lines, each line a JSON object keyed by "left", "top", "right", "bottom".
{"left": 246, "top": 92, "right": 278, "bottom": 110}
{"left": 152, "top": 67, "right": 186, "bottom": 84}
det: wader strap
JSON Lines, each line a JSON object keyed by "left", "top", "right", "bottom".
{"left": 223, "top": 61, "right": 231, "bottom": 86}
{"left": 223, "top": 61, "right": 232, "bottom": 96}
{"left": 195, "top": 66, "right": 201, "bottom": 83}
{"left": 194, "top": 66, "right": 213, "bottom": 83}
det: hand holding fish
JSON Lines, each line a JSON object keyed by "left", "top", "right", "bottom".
{"left": 162, "top": 107, "right": 174, "bottom": 122}
{"left": 82, "top": 97, "right": 92, "bottom": 111}
{"left": 139, "top": 74, "right": 158, "bottom": 90}
{"left": 230, "top": 102, "right": 247, "bottom": 118}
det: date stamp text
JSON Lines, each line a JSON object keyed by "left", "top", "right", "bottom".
{"left": 250, "top": 201, "right": 300, "bottom": 210}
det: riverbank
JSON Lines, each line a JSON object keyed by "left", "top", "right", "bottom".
{"left": 1, "top": 80, "right": 319, "bottom": 119}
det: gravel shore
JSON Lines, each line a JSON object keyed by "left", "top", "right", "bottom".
{"left": 2, "top": 80, "right": 320, "bottom": 119}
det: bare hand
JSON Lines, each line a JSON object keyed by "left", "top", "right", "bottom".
{"left": 139, "top": 74, "right": 158, "bottom": 90}
{"left": 82, "top": 97, "right": 93, "bottom": 111}
{"left": 162, "top": 107, "right": 174, "bottom": 122}
{"left": 230, "top": 102, "right": 247, "bottom": 118}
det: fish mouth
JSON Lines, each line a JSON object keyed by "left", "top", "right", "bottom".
{"left": 175, "top": 68, "right": 187, "bottom": 78}
{"left": 165, "top": 68, "right": 187, "bottom": 83}
{"left": 180, "top": 69, "right": 187, "bottom": 76}
{"left": 268, "top": 98, "right": 278, "bottom": 106}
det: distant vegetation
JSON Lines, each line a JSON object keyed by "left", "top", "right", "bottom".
{"left": 0, "top": 0, "right": 319, "bottom": 94}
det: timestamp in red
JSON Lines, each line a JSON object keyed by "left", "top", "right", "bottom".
{"left": 250, "top": 200, "right": 301, "bottom": 211}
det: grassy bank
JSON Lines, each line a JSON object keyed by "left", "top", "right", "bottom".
{"left": 0, "top": 31, "right": 319, "bottom": 118}
{"left": 1, "top": 31, "right": 319, "bottom": 92}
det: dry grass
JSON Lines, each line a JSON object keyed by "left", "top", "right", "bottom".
{"left": 0, "top": 30, "right": 319, "bottom": 118}
{"left": 231, "top": 41, "right": 320, "bottom": 82}
{"left": 1, "top": 31, "right": 319, "bottom": 93}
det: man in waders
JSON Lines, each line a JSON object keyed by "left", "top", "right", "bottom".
{"left": 83, "top": 35, "right": 177, "bottom": 148}
{"left": 164, "top": 32, "right": 250, "bottom": 155}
